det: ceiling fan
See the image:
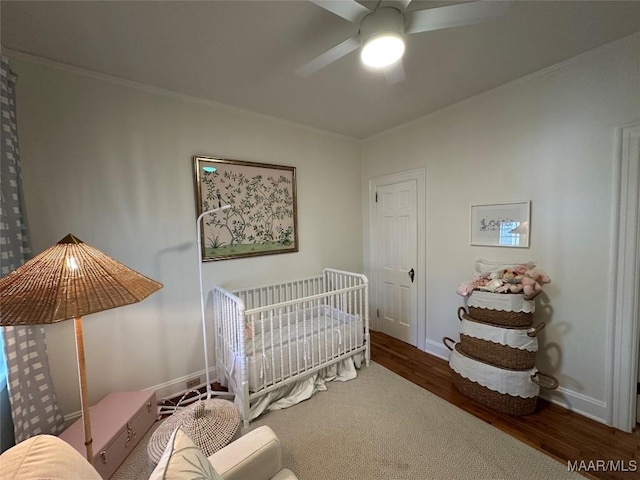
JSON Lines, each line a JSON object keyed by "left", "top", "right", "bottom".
{"left": 296, "top": 0, "right": 510, "bottom": 83}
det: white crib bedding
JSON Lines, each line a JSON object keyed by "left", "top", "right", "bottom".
{"left": 246, "top": 355, "right": 363, "bottom": 421}
{"left": 237, "top": 306, "right": 363, "bottom": 393}
{"left": 245, "top": 304, "right": 357, "bottom": 338}
{"left": 245, "top": 319, "right": 363, "bottom": 392}
{"left": 245, "top": 306, "right": 361, "bottom": 355}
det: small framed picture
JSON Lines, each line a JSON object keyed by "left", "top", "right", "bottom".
{"left": 470, "top": 201, "right": 530, "bottom": 248}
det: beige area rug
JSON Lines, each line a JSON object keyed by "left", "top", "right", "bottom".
{"left": 113, "top": 362, "right": 583, "bottom": 479}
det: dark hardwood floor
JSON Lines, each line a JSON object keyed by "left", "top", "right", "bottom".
{"left": 370, "top": 330, "right": 640, "bottom": 480}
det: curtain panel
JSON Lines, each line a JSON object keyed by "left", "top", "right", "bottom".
{"left": 1, "top": 56, "right": 65, "bottom": 444}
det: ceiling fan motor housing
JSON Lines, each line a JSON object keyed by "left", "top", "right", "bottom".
{"left": 360, "top": 7, "right": 405, "bottom": 43}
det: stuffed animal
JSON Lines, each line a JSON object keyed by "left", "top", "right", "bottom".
{"left": 456, "top": 272, "right": 489, "bottom": 297}
{"left": 456, "top": 281, "right": 475, "bottom": 297}
{"left": 510, "top": 283, "right": 524, "bottom": 294}
{"left": 457, "top": 266, "right": 547, "bottom": 297}
{"left": 525, "top": 269, "right": 551, "bottom": 285}
{"left": 521, "top": 269, "right": 551, "bottom": 299}
{"left": 245, "top": 322, "right": 254, "bottom": 340}
{"left": 497, "top": 282, "right": 524, "bottom": 294}
{"left": 521, "top": 277, "right": 541, "bottom": 299}
{"left": 473, "top": 272, "right": 489, "bottom": 285}
{"left": 478, "top": 278, "right": 503, "bottom": 293}
{"left": 501, "top": 269, "right": 523, "bottom": 284}
{"left": 488, "top": 270, "right": 503, "bottom": 280}
{"left": 513, "top": 264, "right": 529, "bottom": 275}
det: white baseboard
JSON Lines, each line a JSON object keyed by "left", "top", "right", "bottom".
{"left": 143, "top": 367, "right": 218, "bottom": 401}
{"left": 62, "top": 367, "right": 219, "bottom": 424}
{"left": 539, "top": 385, "right": 607, "bottom": 425}
{"left": 425, "top": 338, "right": 451, "bottom": 361}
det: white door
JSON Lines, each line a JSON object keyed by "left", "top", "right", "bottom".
{"left": 375, "top": 180, "right": 418, "bottom": 346}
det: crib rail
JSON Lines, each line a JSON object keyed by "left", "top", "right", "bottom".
{"left": 233, "top": 274, "right": 325, "bottom": 310}
{"left": 213, "top": 269, "right": 369, "bottom": 427}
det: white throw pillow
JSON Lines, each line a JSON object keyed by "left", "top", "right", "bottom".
{"left": 149, "top": 426, "right": 223, "bottom": 480}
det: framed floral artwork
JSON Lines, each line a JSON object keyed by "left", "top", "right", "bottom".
{"left": 193, "top": 155, "right": 298, "bottom": 261}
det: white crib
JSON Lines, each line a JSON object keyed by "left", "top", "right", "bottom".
{"left": 213, "top": 268, "right": 369, "bottom": 427}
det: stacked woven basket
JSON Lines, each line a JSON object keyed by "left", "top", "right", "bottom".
{"left": 445, "top": 290, "right": 558, "bottom": 415}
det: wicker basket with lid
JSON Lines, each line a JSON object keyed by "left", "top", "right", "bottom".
{"left": 147, "top": 399, "right": 240, "bottom": 468}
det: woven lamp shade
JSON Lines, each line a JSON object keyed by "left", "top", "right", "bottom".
{"left": 0, "top": 234, "right": 163, "bottom": 326}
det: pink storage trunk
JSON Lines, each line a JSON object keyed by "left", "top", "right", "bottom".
{"left": 59, "top": 390, "right": 157, "bottom": 479}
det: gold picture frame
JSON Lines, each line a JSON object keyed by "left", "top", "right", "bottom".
{"left": 193, "top": 155, "right": 298, "bottom": 261}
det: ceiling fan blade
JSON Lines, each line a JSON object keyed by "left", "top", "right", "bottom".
{"left": 308, "top": 0, "right": 371, "bottom": 23}
{"left": 405, "top": 1, "right": 510, "bottom": 35}
{"left": 387, "top": 0, "right": 413, "bottom": 9}
{"left": 383, "top": 60, "right": 405, "bottom": 84}
{"left": 296, "top": 36, "right": 361, "bottom": 77}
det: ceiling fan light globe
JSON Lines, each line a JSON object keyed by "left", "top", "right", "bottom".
{"left": 361, "top": 34, "right": 405, "bottom": 68}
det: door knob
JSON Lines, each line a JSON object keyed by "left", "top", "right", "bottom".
{"left": 408, "top": 268, "right": 415, "bottom": 283}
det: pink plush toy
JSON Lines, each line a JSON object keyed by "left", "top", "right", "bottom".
{"left": 245, "top": 322, "right": 254, "bottom": 340}
{"left": 456, "top": 281, "right": 475, "bottom": 297}
{"left": 521, "top": 277, "right": 541, "bottom": 299}
{"left": 526, "top": 269, "right": 551, "bottom": 285}
{"left": 521, "top": 269, "right": 551, "bottom": 299}
{"left": 513, "top": 265, "right": 529, "bottom": 275}
{"left": 497, "top": 283, "right": 524, "bottom": 294}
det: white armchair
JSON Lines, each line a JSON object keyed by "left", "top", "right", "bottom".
{"left": 209, "top": 426, "right": 298, "bottom": 480}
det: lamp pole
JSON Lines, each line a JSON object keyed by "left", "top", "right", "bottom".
{"left": 196, "top": 204, "right": 231, "bottom": 400}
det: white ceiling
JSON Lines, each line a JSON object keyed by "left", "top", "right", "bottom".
{"left": 2, "top": 1, "right": 640, "bottom": 139}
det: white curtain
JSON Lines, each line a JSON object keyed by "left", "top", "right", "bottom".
{"left": 0, "top": 56, "right": 65, "bottom": 446}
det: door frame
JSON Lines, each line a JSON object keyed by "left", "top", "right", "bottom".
{"left": 607, "top": 123, "right": 640, "bottom": 432}
{"left": 368, "top": 169, "right": 426, "bottom": 351}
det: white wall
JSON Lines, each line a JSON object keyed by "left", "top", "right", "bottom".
{"left": 361, "top": 33, "right": 640, "bottom": 423}
{"left": 10, "top": 57, "right": 363, "bottom": 417}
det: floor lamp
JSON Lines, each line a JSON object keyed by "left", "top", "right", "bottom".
{"left": 0, "top": 234, "right": 163, "bottom": 462}
{"left": 196, "top": 204, "right": 231, "bottom": 401}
